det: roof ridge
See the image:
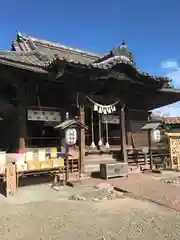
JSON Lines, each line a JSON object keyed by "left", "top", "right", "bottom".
{"left": 23, "top": 36, "right": 102, "bottom": 58}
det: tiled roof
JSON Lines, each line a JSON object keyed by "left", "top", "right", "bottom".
{"left": 45, "top": 54, "right": 170, "bottom": 87}
{"left": 0, "top": 51, "right": 44, "bottom": 66}
{"left": 45, "top": 54, "right": 132, "bottom": 69}
{"left": 160, "top": 117, "right": 180, "bottom": 124}
{"left": 12, "top": 35, "right": 101, "bottom": 64}
{"left": 0, "top": 33, "right": 172, "bottom": 87}
{"left": 0, "top": 51, "right": 48, "bottom": 73}
{"left": 0, "top": 48, "right": 171, "bottom": 88}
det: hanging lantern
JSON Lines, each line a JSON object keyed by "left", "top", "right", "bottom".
{"left": 93, "top": 104, "right": 98, "bottom": 111}
{"left": 151, "top": 129, "right": 161, "bottom": 143}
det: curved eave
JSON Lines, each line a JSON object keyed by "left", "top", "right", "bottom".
{"left": 0, "top": 58, "right": 48, "bottom": 74}
{"left": 46, "top": 57, "right": 170, "bottom": 88}
{"left": 150, "top": 88, "right": 180, "bottom": 109}
{"left": 128, "top": 87, "right": 180, "bottom": 111}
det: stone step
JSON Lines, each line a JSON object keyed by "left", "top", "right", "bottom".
{"left": 85, "top": 155, "right": 113, "bottom": 159}
{"left": 84, "top": 154, "right": 117, "bottom": 173}
{"left": 84, "top": 161, "right": 117, "bottom": 173}
{"left": 85, "top": 159, "right": 115, "bottom": 165}
{"left": 85, "top": 155, "right": 115, "bottom": 162}
{"left": 85, "top": 159, "right": 114, "bottom": 164}
{"left": 85, "top": 154, "right": 113, "bottom": 157}
{"left": 84, "top": 164, "right": 100, "bottom": 173}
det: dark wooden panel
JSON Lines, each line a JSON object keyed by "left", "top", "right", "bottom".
{"left": 131, "top": 132, "right": 148, "bottom": 148}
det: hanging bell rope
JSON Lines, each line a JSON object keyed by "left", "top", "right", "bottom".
{"left": 85, "top": 96, "right": 120, "bottom": 114}
{"left": 98, "top": 113, "right": 103, "bottom": 147}
{"left": 105, "top": 120, "right": 110, "bottom": 148}
{"left": 90, "top": 108, "right": 96, "bottom": 149}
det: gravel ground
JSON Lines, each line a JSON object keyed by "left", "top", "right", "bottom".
{"left": 0, "top": 197, "right": 180, "bottom": 240}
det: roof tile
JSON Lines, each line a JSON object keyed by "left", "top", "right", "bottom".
{"left": 157, "top": 117, "right": 180, "bottom": 124}
{"left": 12, "top": 36, "right": 101, "bottom": 65}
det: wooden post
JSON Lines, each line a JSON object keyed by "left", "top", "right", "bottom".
{"left": 6, "top": 154, "right": 17, "bottom": 197}
{"left": 125, "top": 106, "right": 130, "bottom": 145}
{"left": 169, "top": 137, "right": 173, "bottom": 169}
{"left": 17, "top": 84, "right": 27, "bottom": 152}
{"left": 65, "top": 112, "right": 69, "bottom": 183}
{"left": 18, "top": 104, "right": 26, "bottom": 151}
{"left": 120, "top": 106, "right": 128, "bottom": 163}
{"left": 19, "top": 137, "right": 25, "bottom": 150}
{"left": 148, "top": 130, "right": 153, "bottom": 170}
{"left": 79, "top": 105, "right": 85, "bottom": 174}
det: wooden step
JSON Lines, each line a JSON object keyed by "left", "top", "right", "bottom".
{"left": 85, "top": 154, "right": 115, "bottom": 162}
{"left": 84, "top": 154, "right": 116, "bottom": 173}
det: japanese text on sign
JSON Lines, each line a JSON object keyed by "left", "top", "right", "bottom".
{"left": 65, "top": 128, "right": 77, "bottom": 146}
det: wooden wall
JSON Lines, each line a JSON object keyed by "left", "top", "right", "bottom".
{"left": 126, "top": 109, "right": 149, "bottom": 147}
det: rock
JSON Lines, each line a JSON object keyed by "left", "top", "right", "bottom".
{"left": 107, "top": 189, "right": 114, "bottom": 194}
{"left": 164, "top": 180, "right": 174, "bottom": 184}
{"left": 94, "top": 183, "right": 113, "bottom": 192}
{"left": 51, "top": 186, "right": 60, "bottom": 191}
{"left": 80, "top": 196, "right": 86, "bottom": 201}
{"left": 68, "top": 195, "right": 86, "bottom": 201}
{"left": 115, "top": 192, "right": 124, "bottom": 199}
{"left": 91, "top": 197, "right": 101, "bottom": 202}
{"left": 107, "top": 194, "right": 116, "bottom": 200}
{"left": 102, "top": 197, "right": 108, "bottom": 201}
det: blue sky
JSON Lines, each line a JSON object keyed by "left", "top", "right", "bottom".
{"left": 0, "top": 0, "right": 180, "bottom": 116}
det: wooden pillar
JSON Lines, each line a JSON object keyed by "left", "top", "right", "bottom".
{"left": 79, "top": 105, "right": 85, "bottom": 174}
{"left": 17, "top": 84, "right": 27, "bottom": 152}
{"left": 18, "top": 104, "right": 26, "bottom": 151}
{"left": 148, "top": 130, "right": 153, "bottom": 170}
{"left": 120, "top": 105, "right": 128, "bottom": 163}
{"left": 6, "top": 154, "right": 17, "bottom": 197}
{"left": 125, "top": 106, "right": 130, "bottom": 145}
{"left": 148, "top": 111, "right": 153, "bottom": 169}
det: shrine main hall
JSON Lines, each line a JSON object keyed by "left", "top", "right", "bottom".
{"left": 0, "top": 32, "right": 179, "bottom": 168}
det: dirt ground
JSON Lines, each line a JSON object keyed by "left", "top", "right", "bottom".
{"left": 0, "top": 184, "right": 180, "bottom": 240}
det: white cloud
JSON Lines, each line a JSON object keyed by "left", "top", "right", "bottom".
{"left": 153, "top": 102, "right": 180, "bottom": 117}
{"left": 161, "top": 59, "right": 180, "bottom": 88}
{"left": 153, "top": 59, "right": 180, "bottom": 116}
{"left": 161, "top": 60, "right": 179, "bottom": 69}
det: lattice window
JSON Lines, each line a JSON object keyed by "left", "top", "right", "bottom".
{"left": 170, "top": 138, "right": 180, "bottom": 166}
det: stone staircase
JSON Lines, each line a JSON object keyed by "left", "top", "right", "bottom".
{"left": 84, "top": 153, "right": 116, "bottom": 174}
